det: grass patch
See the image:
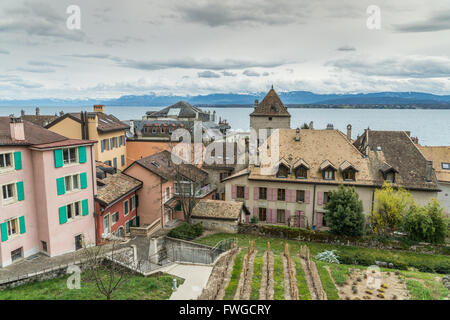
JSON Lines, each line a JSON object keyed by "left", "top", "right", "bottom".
{"left": 0, "top": 272, "right": 182, "bottom": 300}
{"left": 293, "top": 256, "right": 311, "bottom": 300}
{"left": 273, "top": 255, "right": 285, "bottom": 300}
{"left": 312, "top": 260, "right": 340, "bottom": 300}
{"left": 250, "top": 253, "right": 263, "bottom": 299}
{"left": 223, "top": 250, "right": 245, "bottom": 300}
{"left": 327, "top": 264, "right": 350, "bottom": 286}
{"left": 404, "top": 275, "right": 448, "bottom": 300}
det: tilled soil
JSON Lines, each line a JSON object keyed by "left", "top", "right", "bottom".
{"left": 234, "top": 250, "right": 257, "bottom": 300}
{"left": 282, "top": 255, "right": 299, "bottom": 300}
{"left": 300, "top": 257, "right": 327, "bottom": 300}
{"left": 259, "top": 251, "right": 274, "bottom": 300}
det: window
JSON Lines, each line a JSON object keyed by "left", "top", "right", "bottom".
{"left": 67, "top": 201, "right": 81, "bottom": 220}
{"left": 296, "top": 190, "right": 305, "bottom": 202}
{"left": 342, "top": 169, "right": 356, "bottom": 181}
{"left": 323, "top": 169, "right": 335, "bottom": 180}
{"left": 110, "top": 138, "right": 115, "bottom": 149}
{"left": 11, "top": 247, "right": 23, "bottom": 262}
{"left": 220, "top": 172, "right": 229, "bottom": 180}
{"left": 41, "top": 241, "right": 47, "bottom": 252}
{"left": 165, "top": 188, "right": 170, "bottom": 202}
{"left": 236, "top": 186, "right": 245, "bottom": 199}
{"left": 2, "top": 183, "right": 15, "bottom": 201}
{"left": 75, "top": 234, "right": 83, "bottom": 250}
{"left": 130, "top": 196, "right": 135, "bottom": 210}
{"left": 7, "top": 218, "right": 19, "bottom": 236}
{"left": 277, "top": 188, "right": 285, "bottom": 201}
{"left": 124, "top": 200, "right": 129, "bottom": 215}
{"left": 259, "top": 187, "right": 267, "bottom": 200}
{"left": 121, "top": 155, "right": 125, "bottom": 166}
{"left": 442, "top": 163, "right": 450, "bottom": 170}
{"left": 63, "top": 148, "right": 77, "bottom": 165}
{"left": 323, "top": 192, "right": 330, "bottom": 205}
{"left": 103, "top": 139, "right": 109, "bottom": 151}
{"left": 258, "top": 207, "right": 267, "bottom": 221}
{"left": 103, "top": 215, "right": 110, "bottom": 234}
{"left": 152, "top": 128, "right": 156, "bottom": 133}
{"left": 65, "top": 174, "right": 80, "bottom": 192}
{"left": 276, "top": 209, "right": 285, "bottom": 223}
{"left": 277, "top": 165, "right": 288, "bottom": 178}
{"left": 385, "top": 172, "right": 395, "bottom": 183}
{"left": 112, "top": 212, "right": 119, "bottom": 224}
{"left": 295, "top": 166, "right": 307, "bottom": 179}
{"left": 0, "top": 153, "right": 12, "bottom": 169}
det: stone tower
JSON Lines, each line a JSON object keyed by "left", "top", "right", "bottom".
{"left": 250, "top": 86, "right": 291, "bottom": 136}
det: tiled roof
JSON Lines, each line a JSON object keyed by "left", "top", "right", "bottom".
{"left": 96, "top": 170, "right": 143, "bottom": 207}
{"left": 418, "top": 146, "right": 450, "bottom": 183}
{"left": 130, "top": 150, "right": 208, "bottom": 183}
{"left": 0, "top": 117, "right": 70, "bottom": 146}
{"left": 202, "top": 142, "right": 242, "bottom": 170}
{"left": 249, "top": 129, "right": 374, "bottom": 186}
{"left": 31, "top": 139, "right": 96, "bottom": 149}
{"left": 21, "top": 114, "right": 58, "bottom": 127}
{"left": 191, "top": 199, "right": 243, "bottom": 220}
{"left": 46, "top": 112, "right": 129, "bottom": 133}
{"left": 354, "top": 130, "right": 439, "bottom": 191}
{"left": 146, "top": 101, "right": 208, "bottom": 119}
{"left": 250, "top": 88, "right": 290, "bottom": 117}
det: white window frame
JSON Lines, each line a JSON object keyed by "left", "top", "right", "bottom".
{"left": 6, "top": 217, "right": 20, "bottom": 237}
{"left": 0, "top": 152, "right": 14, "bottom": 172}
{"left": 64, "top": 173, "right": 81, "bottom": 193}
{"left": 1, "top": 182, "right": 17, "bottom": 206}
{"left": 442, "top": 162, "right": 450, "bottom": 170}
{"left": 63, "top": 147, "right": 78, "bottom": 166}
{"left": 67, "top": 200, "right": 82, "bottom": 221}
{"left": 124, "top": 199, "right": 129, "bottom": 216}
{"left": 103, "top": 214, "right": 111, "bottom": 235}
{"left": 112, "top": 211, "right": 119, "bottom": 224}
{"left": 130, "top": 196, "right": 135, "bottom": 211}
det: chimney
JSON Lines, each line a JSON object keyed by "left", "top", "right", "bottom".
{"left": 326, "top": 123, "right": 334, "bottom": 130}
{"left": 93, "top": 104, "right": 105, "bottom": 113}
{"left": 10, "top": 117, "right": 25, "bottom": 141}
{"left": 36, "top": 107, "right": 40, "bottom": 116}
{"left": 213, "top": 110, "right": 216, "bottom": 122}
{"left": 254, "top": 99, "right": 259, "bottom": 108}
{"left": 309, "top": 121, "right": 314, "bottom": 130}
{"left": 295, "top": 128, "right": 300, "bottom": 141}
{"left": 21, "top": 110, "right": 25, "bottom": 117}
{"left": 425, "top": 160, "right": 433, "bottom": 182}
{"left": 347, "top": 124, "right": 352, "bottom": 140}
{"left": 59, "top": 111, "right": 64, "bottom": 116}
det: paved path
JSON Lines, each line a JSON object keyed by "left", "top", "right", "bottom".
{"left": 160, "top": 263, "right": 213, "bottom": 300}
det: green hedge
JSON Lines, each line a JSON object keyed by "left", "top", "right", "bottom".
{"left": 168, "top": 222, "right": 203, "bottom": 240}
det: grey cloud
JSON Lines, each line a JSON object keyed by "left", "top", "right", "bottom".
{"left": 16, "top": 67, "right": 56, "bottom": 73}
{"left": 337, "top": 45, "right": 356, "bottom": 52}
{"left": 327, "top": 56, "right": 450, "bottom": 78}
{"left": 392, "top": 10, "right": 450, "bottom": 33}
{"left": 0, "top": 49, "right": 9, "bottom": 55}
{"left": 28, "top": 60, "right": 66, "bottom": 68}
{"left": 222, "top": 71, "right": 237, "bottom": 76}
{"left": 198, "top": 71, "right": 221, "bottom": 78}
{"left": 243, "top": 70, "right": 260, "bottom": 77}
{"left": 175, "top": 0, "right": 309, "bottom": 27}
{"left": 103, "top": 36, "right": 144, "bottom": 47}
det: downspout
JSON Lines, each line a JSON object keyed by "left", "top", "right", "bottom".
{"left": 160, "top": 177, "right": 164, "bottom": 228}
{"left": 312, "top": 184, "right": 316, "bottom": 229}
{"left": 90, "top": 145, "right": 97, "bottom": 244}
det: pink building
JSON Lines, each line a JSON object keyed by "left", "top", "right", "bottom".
{"left": 0, "top": 117, "right": 97, "bottom": 267}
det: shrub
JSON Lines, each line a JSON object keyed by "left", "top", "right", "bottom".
{"left": 426, "top": 199, "right": 447, "bottom": 244}
{"left": 316, "top": 250, "right": 340, "bottom": 264}
{"left": 250, "top": 216, "right": 259, "bottom": 224}
{"left": 324, "top": 186, "right": 365, "bottom": 237}
{"left": 168, "top": 222, "right": 203, "bottom": 240}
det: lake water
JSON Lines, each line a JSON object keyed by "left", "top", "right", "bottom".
{"left": 1, "top": 106, "right": 449, "bottom": 146}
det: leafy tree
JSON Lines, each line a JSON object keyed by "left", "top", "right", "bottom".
{"left": 401, "top": 199, "right": 447, "bottom": 243}
{"left": 424, "top": 199, "right": 447, "bottom": 243}
{"left": 370, "top": 182, "right": 413, "bottom": 236}
{"left": 324, "top": 185, "right": 365, "bottom": 236}
{"left": 300, "top": 123, "right": 310, "bottom": 129}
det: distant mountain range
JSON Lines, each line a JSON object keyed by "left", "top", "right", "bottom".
{"left": 1, "top": 91, "right": 450, "bottom": 107}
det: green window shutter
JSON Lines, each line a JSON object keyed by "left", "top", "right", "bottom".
{"left": 80, "top": 172, "right": 88, "bottom": 189}
{"left": 56, "top": 177, "right": 66, "bottom": 195}
{"left": 19, "top": 216, "right": 26, "bottom": 234}
{"left": 14, "top": 151, "right": 22, "bottom": 170}
{"left": 16, "top": 181, "right": 24, "bottom": 201}
{"left": 82, "top": 199, "right": 89, "bottom": 216}
{"left": 54, "top": 149, "right": 63, "bottom": 168}
{"left": 1, "top": 223, "right": 8, "bottom": 242}
{"left": 78, "top": 146, "right": 87, "bottom": 163}
{"left": 59, "top": 206, "right": 68, "bottom": 224}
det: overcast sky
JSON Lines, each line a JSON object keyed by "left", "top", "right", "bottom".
{"left": 1, "top": 0, "right": 450, "bottom": 99}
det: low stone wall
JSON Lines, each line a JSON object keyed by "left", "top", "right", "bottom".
{"left": 164, "top": 237, "right": 221, "bottom": 265}
{"left": 239, "top": 224, "right": 450, "bottom": 255}
{"left": 0, "top": 261, "right": 85, "bottom": 291}
{"left": 191, "top": 218, "right": 239, "bottom": 234}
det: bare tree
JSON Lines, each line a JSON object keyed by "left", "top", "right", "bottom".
{"left": 81, "top": 240, "right": 139, "bottom": 300}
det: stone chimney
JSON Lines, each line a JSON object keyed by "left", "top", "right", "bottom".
{"left": 425, "top": 160, "right": 433, "bottom": 182}
{"left": 36, "top": 107, "right": 40, "bottom": 116}
{"left": 309, "top": 121, "right": 314, "bottom": 130}
{"left": 295, "top": 128, "right": 300, "bottom": 141}
{"left": 93, "top": 104, "right": 105, "bottom": 113}
{"left": 326, "top": 123, "right": 334, "bottom": 130}
{"left": 10, "top": 117, "right": 25, "bottom": 141}
{"left": 21, "top": 110, "right": 25, "bottom": 117}
{"left": 213, "top": 110, "right": 216, "bottom": 122}
{"left": 347, "top": 124, "right": 352, "bottom": 140}
{"left": 254, "top": 99, "right": 259, "bottom": 108}
{"left": 59, "top": 111, "right": 64, "bottom": 117}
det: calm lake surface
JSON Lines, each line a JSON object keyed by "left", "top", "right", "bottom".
{"left": 1, "top": 106, "right": 449, "bottom": 146}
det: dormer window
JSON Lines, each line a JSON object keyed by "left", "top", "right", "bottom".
{"left": 443, "top": 163, "right": 450, "bottom": 170}
{"left": 295, "top": 166, "right": 307, "bottom": 179}
{"left": 270, "top": 105, "right": 277, "bottom": 113}
{"left": 385, "top": 172, "right": 395, "bottom": 183}
{"left": 342, "top": 169, "right": 356, "bottom": 181}
{"left": 277, "top": 165, "right": 289, "bottom": 178}
{"left": 323, "top": 169, "right": 335, "bottom": 180}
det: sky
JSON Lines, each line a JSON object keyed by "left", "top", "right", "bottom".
{"left": 0, "top": 0, "right": 450, "bottom": 99}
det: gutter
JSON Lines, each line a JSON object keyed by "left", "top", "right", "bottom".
{"left": 312, "top": 184, "right": 316, "bottom": 229}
